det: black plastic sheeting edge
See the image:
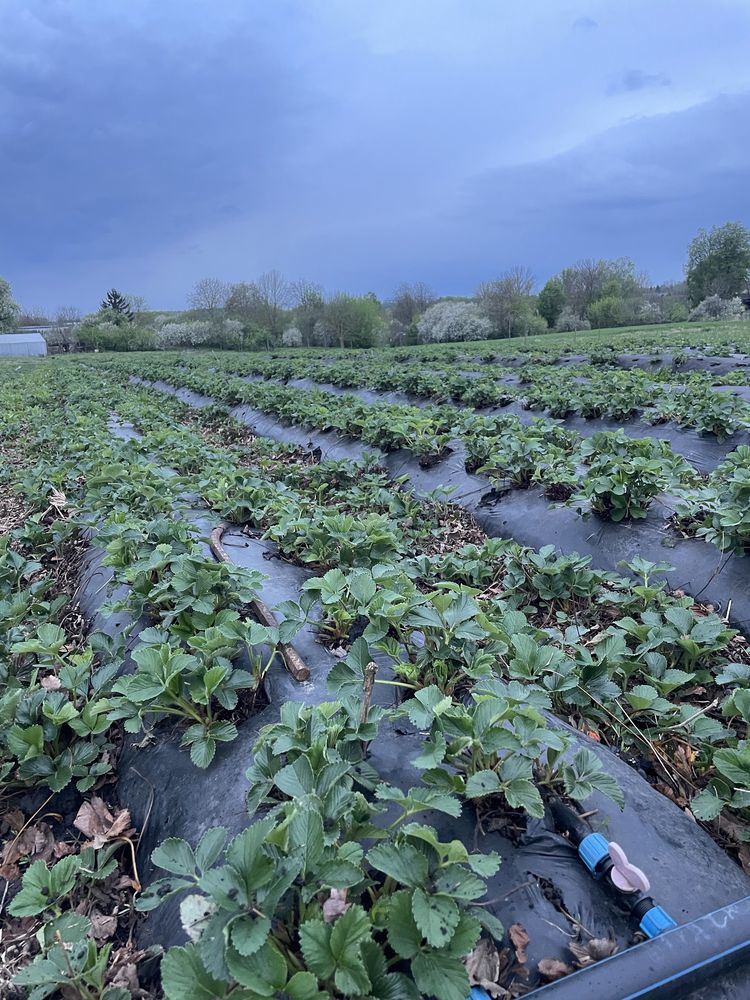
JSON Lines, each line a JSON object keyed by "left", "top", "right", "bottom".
{"left": 529, "top": 895, "right": 750, "bottom": 1000}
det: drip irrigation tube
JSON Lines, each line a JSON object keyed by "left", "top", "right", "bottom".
{"left": 528, "top": 895, "right": 750, "bottom": 999}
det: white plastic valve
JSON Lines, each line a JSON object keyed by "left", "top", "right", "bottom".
{"left": 608, "top": 842, "right": 650, "bottom": 893}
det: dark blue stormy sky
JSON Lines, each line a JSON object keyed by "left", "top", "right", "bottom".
{"left": 2, "top": 0, "right": 749, "bottom": 312}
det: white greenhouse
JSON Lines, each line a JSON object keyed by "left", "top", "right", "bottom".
{"left": 0, "top": 332, "right": 48, "bottom": 356}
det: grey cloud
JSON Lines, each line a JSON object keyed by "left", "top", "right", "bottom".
{"left": 451, "top": 92, "right": 750, "bottom": 286}
{"left": 2, "top": 1, "right": 750, "bottom": 310}
{"left": 607, "top": 69, "right": 672, "bottom": 95}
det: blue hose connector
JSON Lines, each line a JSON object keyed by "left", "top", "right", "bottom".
{"left": 469, "top": 989, "right": 492, "bottom": 1000}
{"left": 579, "top": 832, "right": 609, "bottom": 873}
{"left": 640, "top": 905, "right": 678, "bottom": 939}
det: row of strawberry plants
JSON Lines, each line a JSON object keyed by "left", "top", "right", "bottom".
{"left": 171, "top": 349, "right": 750, "bottom": 435}
{"left": 3, "top": 365, "right": 343, "bottom": 996}
{"left": 223, "top": 319, "right": 750, "bottom": 365}
{"left": 85, "top": 355, "right": 750, "bottom": 553}
{"left": 0, "top": 369, "right": 169, "bottom": 996}
{"left": 4, "top": 370, "right": 289, "bottom": 778}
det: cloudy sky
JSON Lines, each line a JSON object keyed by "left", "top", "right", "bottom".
{"left": 2, "top": 0, "right": 749, "bottom": 312}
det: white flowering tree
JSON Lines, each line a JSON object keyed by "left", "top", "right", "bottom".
{"left": 416, "top": 301, "right": 493, "bottom": 343}
{"left": 689, "top": 295, "right": 747, "bottom": 322}
{"left": 157, "top": 320, "right": 213, "bottom": 348}
{"left": 282, "top": 326, "right": 303, "bottom": 347}
{"left": 554, "top": 308, "right": 591, "bottom": 332}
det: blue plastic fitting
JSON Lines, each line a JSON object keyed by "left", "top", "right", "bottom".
{"left": 578, "top": 832, "right": 609, "bottom": 873}
{"left": 640, "top": 904, "right": 679, "bottom": 939}
{"left": 468, "top": 989, "right": 492, "bottom": 1000}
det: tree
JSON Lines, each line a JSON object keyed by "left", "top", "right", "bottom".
{"left": 555, "top": 257, "right": 646, "bottom": 326}
{"left": 555, "top": 308, "right": 591, "bottom": 332}
{"left": 0, "top": 276, "right": 21, "bottom": 332}
{"left": 477, "top": 266, "right": 535, "bottom": 336}
{"left": 537, "top": 278, "right": 565, "bottom": 328}
{"left": 226, "top": 282, "right": 261, "bottom": 322}
{"left": 558, "top": 258, "right": 643, "bottom": 317}
{"left": 188, "top": 277, "right": 230, "bottom": 313}
{"left": 390, "top": 282, "right": 434, "bottom": 326}
{"left": 688, "top": 295, "right": 747, "bottom": 322}
{"left": 55, "top": 305, "right": 81, "bottom": 325}
{"left": 416, "top": 301, "right": 493, "bottom": 343}
{"left": 282, "top": 326, "right": 303, "bottom": 347}
{"left": 255, "top": 270, "right": 292, "bottom": 347}
{"left": 686, "top": 222, "right": 750, "bottom": 306}
{"left": 18, "top": 307, "right": 50, "bottom": 326}
{"left": 587, "top": 295, "right": 624, "bottom": 329}
{"left": 291, "top": 280, "right": 325, "bottom": 346}
{"left": 50, "top": 305, "right": 81, "bottom": 353}
{"left": 324, "top": 293, "right": 382, "bottom": 348}
{"left": 100, "top": 288, "right": 133, "bottom": 324}
{"left": 124, "top": 294, "right": 149, "bottom": 317}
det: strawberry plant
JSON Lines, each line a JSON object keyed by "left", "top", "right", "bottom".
{"left": 140, "top": 699, "right": 503, "bottom": 1000}
{"left": 108, "top": 550, "right": 265, "bottom": 636}
{"left": 109, "top": 618, "right": 276, "bottom": 767}
{"left": 287, "top": 565, "right": 417, "bottom": 645}
{"left": 572, "top": 454, "right": 667, "bottom": 521}
{"left": 10, "top": 846, "right": 132, "bottom": 1000}
{"left": 672, "top": 446, "right": 750, "bottom": 553}
{"left": 400, "top": 681, "right": 624, "bottom": 817}
{"left": 3, "top": 629, "right": 118, "bottom": 793}
{"left": 645, "top": 387, "right": 748, "bottom": 440}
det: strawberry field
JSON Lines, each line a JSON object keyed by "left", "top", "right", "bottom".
{"left": 3, "top": 331, "right": 750, "bottom": 999}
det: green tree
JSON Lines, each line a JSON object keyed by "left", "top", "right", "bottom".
{"left": 324, "top": 293, "right": 382, "bottom": 348}
{"left": 559, "top": 258, "right": 644, "bottom": 317}
{"left": 0, "top": 276, "right": 21, "bottom": 332}
{"left": 587, "top": 295, "right": 624, "bottom": 329}
{"left": 100, "top": 288, "right": 134, "bottom": 324}
{"left": 686, "top": 222, "right": 750, "bottom": 306}
{"left": 537, "top": 277, "right": 565, "bottom": 328}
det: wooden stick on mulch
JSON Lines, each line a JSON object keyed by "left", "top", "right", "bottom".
{"left": 209, "top": 524, "right": 310, "bottom": 683}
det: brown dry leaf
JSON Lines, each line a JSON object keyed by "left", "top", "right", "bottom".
{"left": 74, "top": 796, "right": 133, "bottom": 849}
{"left": 673, "top": 743, "right": 697, "bottom": 778}
{"left": 89, "top": 910, "right": 118, "bottom": 942}
{"left": 0, "top": 808, "right": 26, "bottom": 835}
{"left": 568, "top": 937, "right": 618, "bottom": 967}
{"left": 106, "top": 944, "right": 159, "bottom": 999}
{"left": 109, "top": 962, "right": 141, "bottom": 995}
{"left": 509, "top": 923, "right": 529, "bottom": 965}
{"left": 465, "top": 938, "right": 512, "bottom": 999}
{"left": 538, "top": 958, "right": 572, "bottom": 982}
{"left": 466, "top": 938, "right": 500, "bottom": 985}
{"left": 322, "top": 888, "right": 350, "bottom": 922}
{"left": 0, "top": 820, "right": 71, "bottom": 881}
